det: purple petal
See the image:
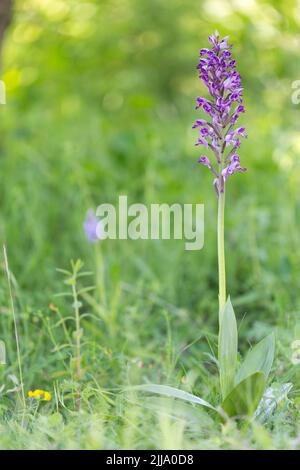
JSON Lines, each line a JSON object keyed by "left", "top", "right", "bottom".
{"left": 83, "top": 209, "right": 103, "bottom": 243}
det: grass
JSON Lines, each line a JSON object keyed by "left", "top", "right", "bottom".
{"left": 0, "top": 0, "right": 299, "bottom": 450}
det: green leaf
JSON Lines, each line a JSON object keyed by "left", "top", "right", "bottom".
{"left": 141, "top": 397, "right": 214, "bottom": 425}
{"left": 219, "top": 297, "right": 238, "bottom": 399}
{"left": 222, "top": 372, "right": 266, "bottom": 417}
{"left": 236, "top": 332, "right": 275, "bottom": 384}
{"left": 132, "top": 384, "right": 217, "bottom": 411}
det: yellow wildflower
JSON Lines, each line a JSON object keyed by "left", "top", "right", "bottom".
{"left": 43, "top": 391, "right": 51, "bottom": 401}
{"left": 28, "top": 389, "right": 51, "bottom": 401}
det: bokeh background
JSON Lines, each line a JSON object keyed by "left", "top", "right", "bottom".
{"left": 0, "top": 0, "right": 300, "bottom": 448}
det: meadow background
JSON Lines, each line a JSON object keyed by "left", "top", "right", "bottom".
{"left": 0, "top": 0, "right": 300, "bottom": 449}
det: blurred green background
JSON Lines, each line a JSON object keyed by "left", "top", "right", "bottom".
{"left": 0, "top": 0, "right": 300, "bottom": 447}
{"left": 2, "top": 0, "right": 300, "bottom": 306}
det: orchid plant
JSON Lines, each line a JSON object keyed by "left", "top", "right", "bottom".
{"left": 137, "top": 32, "right": 292, "bottom": 419}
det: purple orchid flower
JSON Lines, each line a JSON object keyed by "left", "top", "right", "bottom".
{"left": 193, "top": 32, "right": 247, "bottom": 195}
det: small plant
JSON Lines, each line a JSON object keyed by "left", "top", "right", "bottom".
{"left": 137, "top": 32, "right": 291, "bottom": 419}
{"left": 57, "top": 259, "right": 93, "bottom": 410}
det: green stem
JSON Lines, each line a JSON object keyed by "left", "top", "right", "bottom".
{"left": 95, "top": 243, "right": 107, "bottom": 308}
{"left": 218, "top": 189, "right": 226, "bottom": 325}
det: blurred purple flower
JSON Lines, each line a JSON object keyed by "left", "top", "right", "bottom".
{"left": 83, "top": 209, "right": 103, "bottom": 243}
{"left": 193, "top": 31, "right": 247, "bottom": 195}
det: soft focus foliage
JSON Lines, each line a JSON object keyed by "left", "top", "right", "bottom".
{"left": 0, "top": 0, "right": 300, "bottom": 449}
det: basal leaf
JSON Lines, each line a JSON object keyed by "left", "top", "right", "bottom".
{"left": 222, "top": 371, "right": 266, "bottom": 417}
{"left": 236, "top": 332, "right": 275, "bottom": 384}
{"left": 141, "top": 397, "right": 214, "bottom": 425}
{"left": 219, "top": 297, "right": 238, "bottom": 399}
{"left": 133, "top": 384, "right": 216, "bottom": 411}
